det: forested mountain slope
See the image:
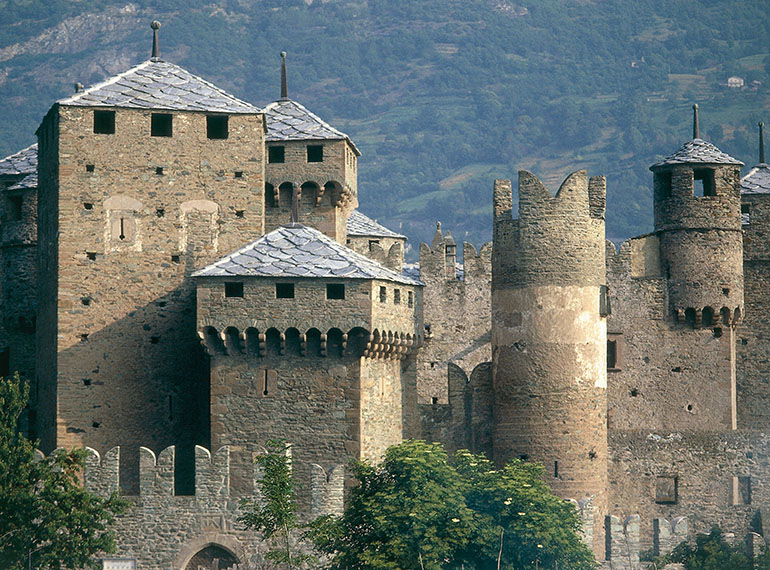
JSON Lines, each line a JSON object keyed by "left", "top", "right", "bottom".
{"left": 1, "top": 0, "right": 768, "bottom": 253}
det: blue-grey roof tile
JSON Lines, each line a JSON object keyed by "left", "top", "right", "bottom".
{"left": 346, "top": 210, "right": 406, "bottom": 239}
{"left": 0, "top": 144, "right": 37, "bottom": 177}
{"left": 651, "top": 138, "right": 743, "bottom": 169}
{"left": 263, "top": 99, "right": 360, "bottom": 155}
{"left": 741, "top": 164, "right": 770, "bottom": 195}
{"left": 58, "top": 60, "right": 260, "bottom": 114}
{"left": 193, "top": 224, "right": 422, "bottom": 286}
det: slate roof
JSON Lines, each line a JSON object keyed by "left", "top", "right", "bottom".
{"left": 263, "top": 99, "right": 360, "bottom": 155}
{"left": 741, "top": 164, "right": 770, "bottom": 195}
{"left": 193, "top": 224, "right": 421, "bottom": 286}
{"left": 0, "top": 144, "right": 37, "bottom": 177}
{"left": 8, "top": 172, "right": 37, "bottom": 190}
{"left": 57, "top": 60, "right": 260, "bottom": 114}
{"left": 651, "top": 138, "right": 743, "bottom": 169}
{"left": 347, "top": 210, "right": 406, "bottom": 239}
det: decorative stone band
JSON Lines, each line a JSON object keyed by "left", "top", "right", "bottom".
{"left": 362, "top": 330, "right": 421, "bottom": 360}
{"left": 265, "top": 179, "right": 352, "bottom": 209}
{"left": 673, "top": 305, "right": 742, "bottom": 327}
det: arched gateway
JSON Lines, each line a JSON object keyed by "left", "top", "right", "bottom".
{"left": 184, "top": 545, "right": 239, "bottom": 570}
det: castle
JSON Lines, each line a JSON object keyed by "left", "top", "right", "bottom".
{"left": 3, "top": 23, "right": 770, "bottom": 569}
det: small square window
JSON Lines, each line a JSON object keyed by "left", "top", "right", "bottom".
{"left": 93, "top": 110, "right": 115, "bottom": 134}
{"left": 206, "top": 115, "right": 229, "bottom": 139}
{"left": 655, "top": 475, "right": 678, "bottom": 504}
{"left": 268, "top": 146, "right": 285, "bottom": 163}
{"left": 307, "top": 145, "right": 323, "bottom": 162}
{"left": 693, "top": 168, "right": 716, "bottom": 197}
{"left": 86, "top": 164, "right": 95, "bottom": 172}
{"left": 408, "top": 291, "right": 414, "bottom": 308}
{"left": 379, "top": 286, "right": 387, "bottom": 303}
{"left": 234, "top": 171, "right": 243, "bottom": 178}
{"left": 225, "top": 282, "right": 244, "bottom": 298}
{"left": 327, "top": 284, "right": 345, "bottom": 299}
{"left": 276, "top": 283, "right": 294, "bottom": 299}
{"left": 151, "top": 113, "right": 173, "bottom": 137}
{"left": 155, "top": 166, "right": 164, "bottom": 175}
{"left": 394, "top": 289, "right": 401, "bottom": 304}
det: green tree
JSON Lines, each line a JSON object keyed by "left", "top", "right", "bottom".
{"left": 0, "top": 374, "right": 126, "bottom": 570}
{"left": 238, "top": 440, "right": 314, "bottom": 569}
{"left": 307, "top": 440, "right": 596, "bottom": 570}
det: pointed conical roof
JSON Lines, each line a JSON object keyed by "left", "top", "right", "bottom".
{"left": 57, "top": 60, "right": 260, "bottom": 114}
{"left": 263, "top": 99, "right": 360, "bottom": 155}
{"left": 193, "top": 224, "right": 420, "bottom": 285}
{"left": 651, "top": 138, "right": 743, "bottom": 169}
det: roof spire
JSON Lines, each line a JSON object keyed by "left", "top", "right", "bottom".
{"left": 760, "top": 121, "right": 766, "bottom": 164}
{"left": 692, "top": 103, "right": 699, "bottom": 140}
{"left": 151, "top": 20, "right": 161, "bottom": 60}
{"left": 280, "top": 51, "right": 288, "bottom": 100}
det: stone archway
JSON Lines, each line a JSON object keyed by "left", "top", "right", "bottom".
{"left": 184, "top": 545, "right": 239, "bottom": 570}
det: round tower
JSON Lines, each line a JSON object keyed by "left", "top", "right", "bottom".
{"left": 652, "top": 105, "right": 744, "bottom": 326}
{"left": 492, "top": 171, "right": 608, "bottom": 520}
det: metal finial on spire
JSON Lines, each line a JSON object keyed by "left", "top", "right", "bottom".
{"left": 151, "top": 20, "right": 161, "bottom": 59}
{"left": 692, "top": 104, "right": 699, "bottom": 139}
{"left": 760, "top": 122, "right": 766, "bottom": 164}
{"left": 280, "top": 51, "right": 288, "bottom": 100}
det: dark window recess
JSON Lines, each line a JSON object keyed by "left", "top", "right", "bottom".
{"left": 656, "top": 476, "right": 678, "bottom": 504}
{"left": 225, "top": 282, "right": 244, "bottom": 298}
{"left": 206, "top": 115, "right": 229, "bottom": 139}
{"left": 151, "top": 113, "right": 173, "bottom": 137}
{"left": 235, "top": 210, "right": 244, "bottom": 218}
{"left": 554, "top": 461, "right": 559, "bottom": 478}
{"left": 150, "top": 336, "right": 160, "bottom": 344}
{"left": 369, "top": 239, "right": 380, "bottom": 249}
{"left": 170, "top": 254, "right": 180, "bottom": 263}
{"left": 379, "top": 286, "right": 387, "bottom": 303}
{"left": 432, "top": 397, "right": 438, "bottom": 405}
{"left": 307, "top": 145, "right": 323, "bottom": 162}
{"left": 276, "top": 283, "right": 295, "bottom": 299}
{"left": 7, "top": 195, "right": 22, "bottom": 220}
{"left": 81, "top": 297, "right": 91, "bottom": 306}
{"left": 657, "top": 171, "right": 672, "bottom": 200}
{"left": 268, "top": 146, "right": 285, "bottom": 163}
{"left": 234, "top": 171, "right": 243, "bottom": 178}
{"left": 735, "top": 476, "right": 752, "bottom": 505}
{"left": 86, "top": 164, "right": 95, "bottom": 172}
{"left": 742, "top": 204, "right": 751, "bottom": 215}
{"left": 608, "top": 339, "right": 618, "bottom": 370}
{"left": 93, "top": 110, "right": 115, "bottom": 134}
{"left": 327, "top": 283, "right": 345, "bottom": 299}
{"left": 0, "top": 348, "right": 9, "bottom": 377}
{"left": 156, "top": 208, "right": 165, "bottom": 217}
{"left": 599, "top": 285, "right": 611, "bottom": 317}
{"left": 394, "top": 289, "right": 401, "bottom": 304}
{"left": 84, "top": 202, "right": 93, "bottom": 210}
{"left": 86, "top": 252, "right": 97, "bottom": 261}
{"left": 693, "top": 168, "right": 716, "bottom": 197}
{"left": 408, "top": 291, "right": 414, "bottom": 308}
{"left": 262, "top": 369, "right": 277, "bottom": 396}
{"left": 156, "top": 167, "right": 164, "bottom": 175}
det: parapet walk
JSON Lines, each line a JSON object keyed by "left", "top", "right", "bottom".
{"left": 80, "top": 445, "right": 344, "bottom": 518}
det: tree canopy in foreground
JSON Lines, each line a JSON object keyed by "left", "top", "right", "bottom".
{"left": 0, "top": 375, "right": 126, "bottom": 570}
{"left": 307, "top": 440, "right": 596, "bottom": 570}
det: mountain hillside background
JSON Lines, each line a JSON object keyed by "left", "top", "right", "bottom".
{"left": 1, "top": 0, "right": 769, "bottom": 257}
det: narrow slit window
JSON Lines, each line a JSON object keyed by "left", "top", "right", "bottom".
{"left": 225, "top": 282, "right": 244, "bottom": 298}
{"left": 151, "top": 113, "right": 173, "bottom": 137}
{"left": 408, "top": 291, "right": 414, "bottom": 308}
{"left": 307, "top": 144, "right": 323, "bottom": 163}
{"left": 268, "top": 146, "right": 285, "bottom": 163}
{"left": 742, "top": 203, "right": 751, "bottom": 225}
{"left": 608, "top": 339, "right": 618, "bottom": 370}
{"left": 206, "top": 115, "right": 229, "bottom": 139}
{"left": 327, "top": 284, "right": 345, "bottom": 300}
{"left": 657, "top": 171, "right": 672, "bottom": 200}
{"left": 599, "top": 285, "right": 611, "bottom": 317}
{"left": 93, "top": 110, "right": 115, "bottom": 134}
{"left": 263, "top": 370, "right": 269, "bottom": 396}
{"left": 379, "top": 286, "right": 387, "bottom": 303}
{"left": 394, "top": 289, "right": 401, "bottom": 304}
{"left": 554, "top": 461, "right": 559, "bottom": 478}
{"left": 119, "top": 217, "right": 126, "bottom": 240}
{"left": 276, "top": 283, "right": 295, "bottom": 299}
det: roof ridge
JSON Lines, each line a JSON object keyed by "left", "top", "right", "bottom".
{"left": 58, "top": 60, "right": 154, "bottom": 105}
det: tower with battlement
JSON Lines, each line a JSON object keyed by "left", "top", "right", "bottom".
{"left": 491, "top": 171, "right": 609, "bottom": 548}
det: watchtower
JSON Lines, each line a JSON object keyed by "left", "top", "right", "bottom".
{"left": 263, "top": 53, "right": 360, "bottom": 242}
{"left": 491, "top": 171, "right": 608, "bottom": 532}
{"left": 652, "top": 105, "right": 744, "bottom": 327}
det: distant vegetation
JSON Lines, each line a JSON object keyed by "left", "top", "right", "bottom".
{"left": 1, "top": 0, "right": 769, "bottom": 255}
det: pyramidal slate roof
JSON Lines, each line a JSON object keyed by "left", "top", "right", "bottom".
{"left": 263, "top": 99, "right": 360, "bottom": 155}
{"left": 0, "top": 143, "right": 37, "bottom": 177}
{"left": 193, "top": 224, "right": 421, "bottom": 286}
{"left": 57, "top": 59, "right": 260, "bottom": 114}
{"left": 347, "top": 210, "right": 406, "bottom": 239}
{"left": 741, "top": 164, "right": 770, "bottom": 195}
{"left": 651, "top": 138, "right": 743, "bottom": 169}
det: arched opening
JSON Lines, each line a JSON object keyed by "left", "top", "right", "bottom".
{"left": 224, "top": 327, "right": 241, "bottom": 354}
{"left": 279, "top": 182, "right": 294, "bottom": 209}
{"left": 265, "top": 327, "right": 281, "bottom": 356}
{"left": 734, "top": 306, "right": 742, "bottom": 324}
{"left": 203, "top": 326, "right": 224, "bottom": 354}
{"left": 185, "top": 545, "right": 239, "bottom": 570}
{"left": 245, "top": 327, "right": 260, "bottom": 355}
{"left": 324, "top": 181, "right": 341, "bottom": 206}
{"left": 306, "top": 328, "right": 322, "bottom": 357}
{"left": 684, "top": 308, "right": 696, "bottom": 327}
{"left": 721, "top": 307, "right": 731, "bottom": 326}
{"left": 702, "top": 307, "right": 714, "bottom": 327}
{"left": 265, "top": 183, "right": 276, "bottom": 208}
{"left": 327, "top": 328, "right": 344, "bottom": 358}
{"left": 301, "top": 181, "right": 320, "bottom": 206}
{"left": 347, "top": 327, "right": 369, "bottom": 358}
{"left": 285, "top": 327, "right": 301, "bottom": 355}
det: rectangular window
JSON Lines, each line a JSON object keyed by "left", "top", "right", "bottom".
{"left": 93, "top": 110, "right": 116, "bottom": 134}
{"left": 599, "top": 285, "right": 611, "bottom": 317}
{"left": 733, "top": 476, "right": 752, "bottom": 505}
{"left": 368, "top": 239, "right": 380, "bottom": 249}
{"left": 151, "top": 113, "right": 173, "bottom": 137}
{"left": 7, "top": 195, "right": 22, "bottom": 221}
{"left": 408, "top": 291, "right": 414, "bottom": 308}
{"left": 656, "top": 171, "right": 672, "bottom": 200}
{"left": 326, "top": 283, "right": 345, "bottom": 299}
{"left": 268, "top": 146, "right": 285, "bottom": 163}
{"left": 307, "top": 144, "right": 324, "bottom": 162}
{"left": 607, "top": 333, "right": 622, "bottom": 371}
{"left": 276, "top": 283, "right": 295, "bottom": 299}
{"left": 394, "top": 289, "right": 401, "bottom": 304}
{"left": 379, "top": 286, "right": 387, "bottom": 303}
{"left": 0, "top": 348, "right": 9, "bottom": 377}
{"left": 655, "top": 475, "right": 678, "bottom": 504}
{"left": 206, "top": 115, "right": 228, "bottom": 139}
{"left": 693, "top": 168, "right": 716, "bottom": 197}
{"left": 224, "top": 282, "right": 244, "bottom": 298}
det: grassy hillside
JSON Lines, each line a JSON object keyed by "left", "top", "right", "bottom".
{"left": 0, "top": 0, "right": 768, "bottom": 255}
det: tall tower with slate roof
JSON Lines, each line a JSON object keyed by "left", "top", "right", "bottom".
{"left": 263, "top": 53, "right": 360, "bottom": 243}
{"left": 35, "top": 40, "right": 266, "bottom": 490}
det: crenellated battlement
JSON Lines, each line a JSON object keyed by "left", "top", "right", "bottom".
{"left": 418, "top": 222, "right": 492, "bottom": 285}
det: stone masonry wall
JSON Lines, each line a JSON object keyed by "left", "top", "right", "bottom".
{"left": 37, "top": 104, "right": 266, "bottom": 490}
